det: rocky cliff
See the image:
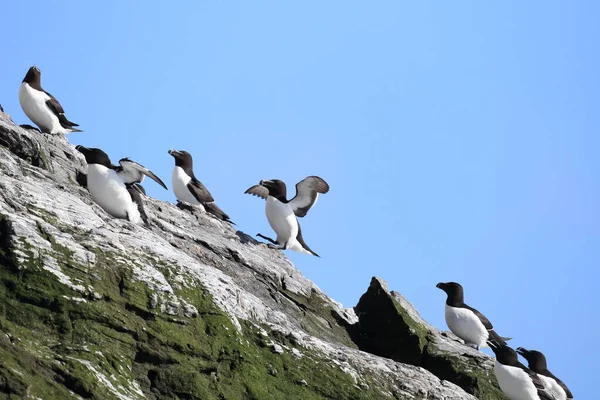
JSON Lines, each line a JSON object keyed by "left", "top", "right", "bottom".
{"left": 0, "top": 110, "right": 507, "bottom": 400}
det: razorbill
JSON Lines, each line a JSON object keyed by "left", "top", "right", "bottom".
{"left": 517, "top": 347, "right": 573, "bottom": 400}
{"left": 19, "top": 66, "right": 82, "bottom": 135}
{"left": 167, "top": 149, "right": 232, "bottom": 223}
{"left": 76, "top": 146, "right": 167, "bottom": 225}
{"left": 436, "top": 281, "right": 509, "bottom": 350}
{"left": 489, "top": 341, "right": 555, "bottom": 400}
{"left": 244, "top": 176, "right": 329, "bottom": 257}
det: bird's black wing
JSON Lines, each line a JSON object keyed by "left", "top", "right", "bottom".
{"left": 44, "top": 90, "right": 81, "bottom": 130}
{"left": 513, "top": 362, "right": 554, "bottom": 400}
{"left": 544, "top": 370, "right": 573, "bottom": 399}
{"left": 187, "top": 177, "right": 215, "bottom": 204}
{"left": 126, "top": 184, "right": 149, "bottom": 226}
{"left": 289, "top": 176, "right": 330, "bottom": 218}
{"left": 462, "top": 304, "right": 494, "bottom": 330}
{"left": 558, "top": 380, "right": 573, "bottom": 399}
{"left": 244, "top": 185, "right": 269, "bottom": 199}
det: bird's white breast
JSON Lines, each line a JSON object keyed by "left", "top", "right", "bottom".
{"left": 87, "top": 164, "right": 140, "bottom": 223}
{"left": 171, "top": 167, "right": 200, "bottom": 205}
{"left": 265, "top": 197, "right": 298, "bottom": 246}
{"left": 444, "top": 304, "right": 489, "bottom": 348}
{"left": 494, "top": 361, "right": 541, "bottom": 400}
{"left": 18, "top": 83, "right": 63, "bottom": 134}
{"left": 540, "top": 375, "right": 566, "bottom": 400}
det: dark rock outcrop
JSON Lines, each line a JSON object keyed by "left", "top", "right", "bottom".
{"left": 0, "top": 109, "right": 507, "bottom": 399}
{"left": 351, "top": 278, "right": 507, "bottom": 399}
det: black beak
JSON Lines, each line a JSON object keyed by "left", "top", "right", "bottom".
{"left": 168, "top": 149, "right": 178, "bottom": 156}
{"left": 260, "top": 180, "right": 272, "bottom": 186}
{"left": 75, "top": 145, "right": 88, "bottom": 153}
{"left": 436, "top": 282, "right": 446, "bottom": 289}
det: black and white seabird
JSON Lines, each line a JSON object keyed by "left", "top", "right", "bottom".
{"left": 436, "top": 281, "right": 509, "bottom": 350}
{"left": 19, "top": 66, "right": 82, "bottom": 135}
{"left": 168, "top": 149, "right": 232, "bottom": 223}
{"left": 76, "top": 146, "right": 167, "bottom": 225}
{"left": 517, "top": 347, "right": 573, "bottom": 400}
{"left": 244, "top": 176, "right": 329, "bottom": 257}
{"left": 489, "top": 341, "right": 555, "bottom": 400}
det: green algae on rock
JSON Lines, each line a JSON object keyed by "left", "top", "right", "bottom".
{"left": 0, "top": 109, "right": 504, "bottom": 399}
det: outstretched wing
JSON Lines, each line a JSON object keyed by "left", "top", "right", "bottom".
{"left": 289, "top": 176, "right": 330, "bottom": 217}
{"left": 117, "top": 158, "right": 168, "bottom": 190}
{"left": 187, "top": 177, "right": 215, "bottom": 204}
{"left": 44, "top": 90, "right": 81, "bottom": 130}
{"left": 244, "top": 185, "right": 269, "bottom": 199}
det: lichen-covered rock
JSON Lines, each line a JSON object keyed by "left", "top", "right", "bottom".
{"left": 0, "top": 110, "right": 500, "bottom": 399}
{"left": 350, "top": 277, "right": 507, "bottom": 399}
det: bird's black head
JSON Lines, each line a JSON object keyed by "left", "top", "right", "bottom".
{"left": 436, "top": 281, "right": 465, "bottom": 306}
{"left": 76, "top": 145, "right": 112, "bottom": 167}
{"left": 488, "top": 341, "right": 519, "bottom": 366}
{"left": 23, "top": 66, "right": 42, "bottom": 88}
{"left": 168, "top": 149, "right": 194, "bottom": 172}
{"left": 260, "top": 179, "right": 287, "bottom": 201}
{"left": 516, "top": 347, "right": 548, "bottom": 372}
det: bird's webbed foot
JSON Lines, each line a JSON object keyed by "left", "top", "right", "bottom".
{"left": 256, "top": 233, "right": 278, "bottom": 245}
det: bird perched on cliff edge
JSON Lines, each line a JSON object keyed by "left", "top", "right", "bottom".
{"left": 76, "top": 146, "right": 167, "bottom": 225}
{"left": 489, "top": 341, "right": 555, "bottom": 400}
{"left": 517, "top": 347, "right": 573, "bottom": 400}
{"left": 245, "top": 176, "right": 329, "bottom": 257}
{"left": 168, "top": 149, "right": 233, "bottom": 224}
{"left": 436, "top": 281, "right": 510, "bottom": 350}
{"left": 19, "top": 66, "right": 82, "bottom": 135}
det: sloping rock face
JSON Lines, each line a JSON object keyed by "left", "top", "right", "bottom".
{"left": 0, "top": 111, "right": 505, "bottom": 399}
{"left": 350, "top": 278, "right": 507, "bottom": 400}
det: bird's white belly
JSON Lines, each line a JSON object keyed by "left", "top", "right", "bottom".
{"left": 494, "top": 362, "right": 540, "bottom": 400}
{"left": 540, "top": 375, "right": 566, "bottom": 400}
{"left": 87, "top": 165, "right": 139, "bottom": 223}
{"left": 172, "top": 167, "right": 200, "bottom": 205}
{"left": 266, "top": 197, "right": 298, "bottom": 247}
{"left": 445, "top": 304, "right": 489, "bottom": 347}
{"left": 18, "top": 83, "right": 62, "bottom": 134}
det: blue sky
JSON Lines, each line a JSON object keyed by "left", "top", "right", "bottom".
{"left": 1, "top": 1, "right": 597, "bottom": 397}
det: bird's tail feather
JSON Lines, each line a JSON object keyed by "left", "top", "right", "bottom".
{"left": 488, "top": 330, "right": 510, "bottom": 345}
{"left": 204, "top": 202, "right": 235, "bottom": 224}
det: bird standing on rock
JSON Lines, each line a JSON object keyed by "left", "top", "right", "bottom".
{"left": 489, "top": 341, "right": 555, "bottom": 400}
{"left": 245, "top": 176, "right": 329, "bottom": 257}
{"left": 76, "top": 146, "right": 167, "bottom": 225}
{"left": 168, "top": 149, "right": 233, "bottom": 224}
{"left": 436, "top": 281, "right": 509, "bottom": 350}
{"left": 517, "top": 347, "right": 572, "bottom": 400}
{"left": 19, "top": 66, "right": 82, "bottom": 135}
